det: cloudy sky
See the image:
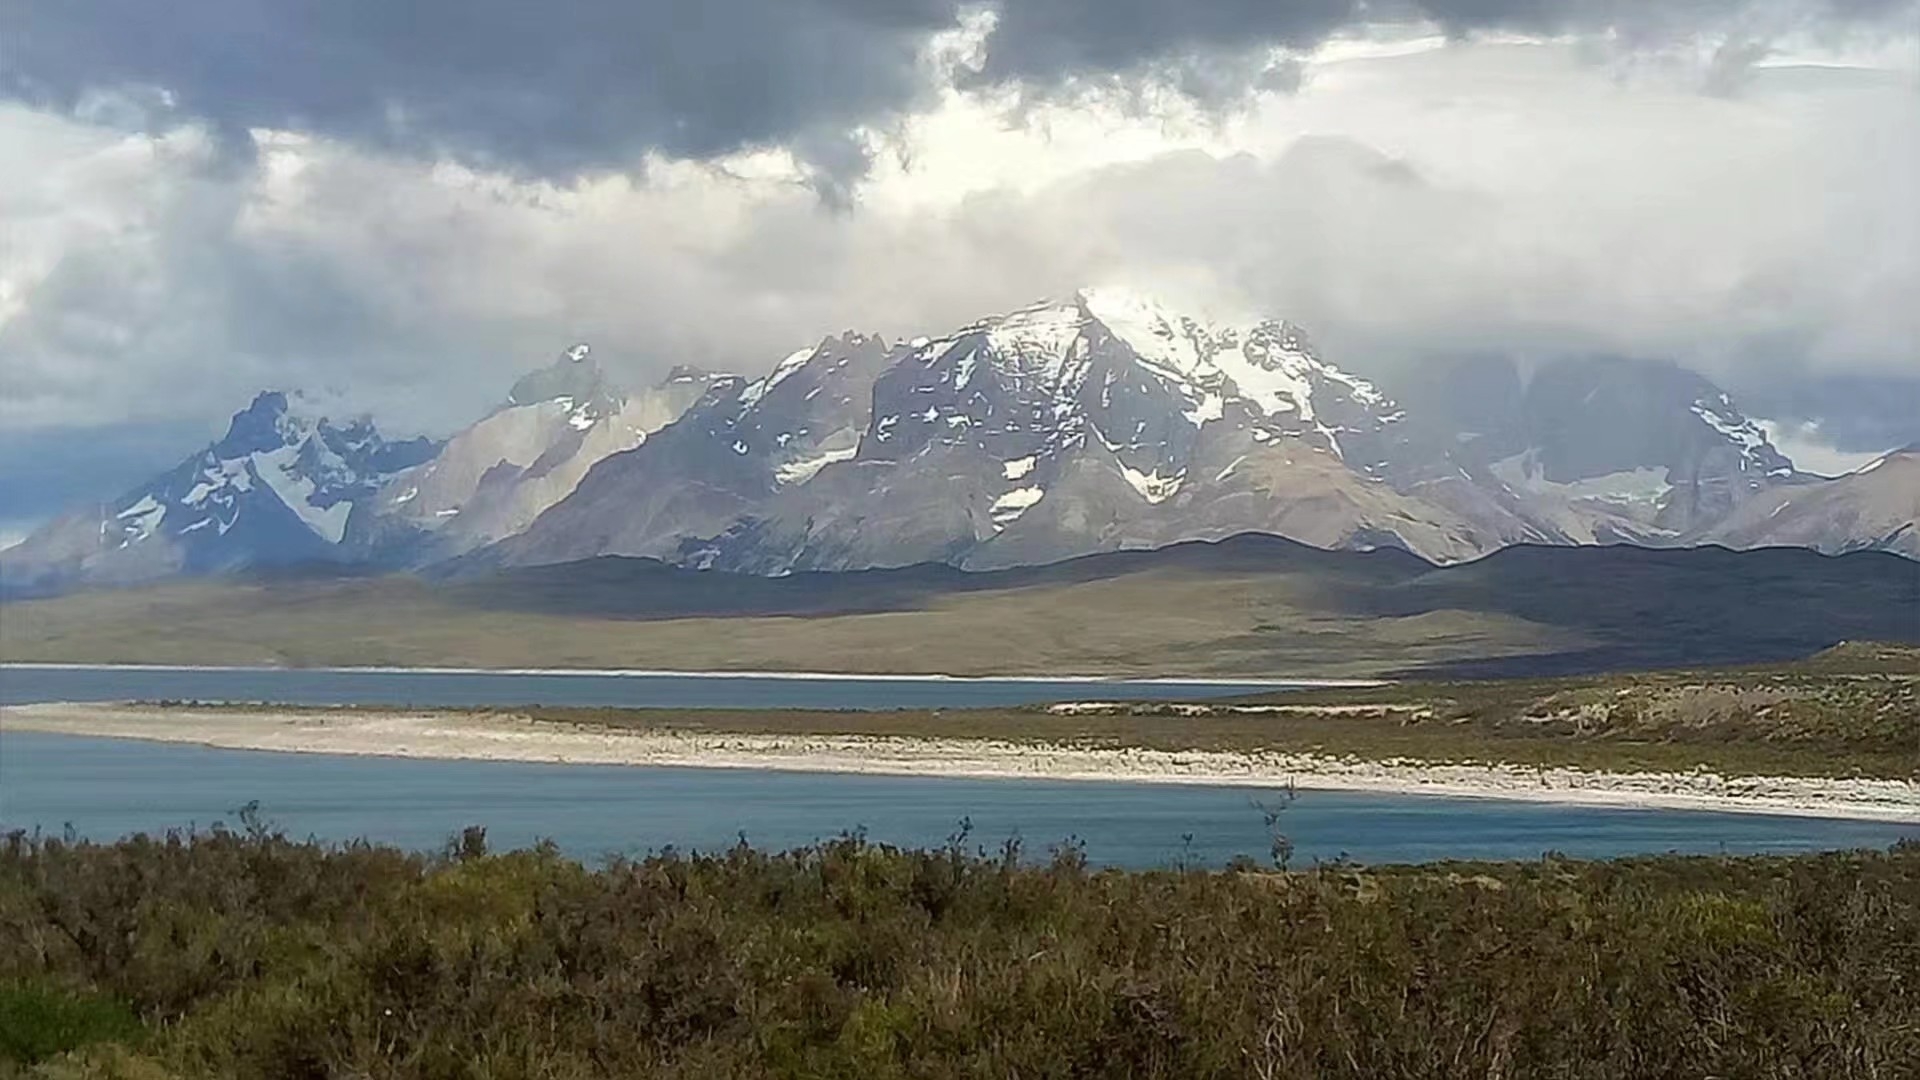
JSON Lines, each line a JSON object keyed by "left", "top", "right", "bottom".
{"left": 3, "top": 0, "right": 1916, "bottom": 539}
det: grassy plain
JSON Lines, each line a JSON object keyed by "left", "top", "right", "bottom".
{"left": 4, "top": 537, "right": 1914, "bottom": 678}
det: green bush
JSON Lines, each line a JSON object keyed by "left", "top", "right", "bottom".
{"left": 2, "top": 825, "right": 1916, "bottom": 1078}
{"left": 0, "top": 983, "right": 141, "bottom": 1066}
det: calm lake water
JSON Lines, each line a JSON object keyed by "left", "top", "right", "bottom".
{"left": 2, "top": 733, "right": 1911, "bottom": 869}
{"left": 0, "top": 664, "right": 1301, "bottom": 711}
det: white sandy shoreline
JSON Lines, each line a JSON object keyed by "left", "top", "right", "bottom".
{"left": 0, "top": 662, "right": 1378, "bottom": 687}
{"left": 4, "top": 703, "right": 1916, "bottom": 824}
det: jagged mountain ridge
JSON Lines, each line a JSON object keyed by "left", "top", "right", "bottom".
{"left": 0, "top": 391, "right": 438, "bottom": 593}
{"left": 0, "top": 349, "right": 725, "bottom": 595}
{"left": 5, "top": 289, "right": 1910, "bottom": 596}
{"left": 1693, "top": 446, "right": 1920, "bottom": 558}
{"left": 356, "top": 347, "right": 724, "bottom": 560}
{"left": 494, "top": 288, "right": 1820, "bottom": 574}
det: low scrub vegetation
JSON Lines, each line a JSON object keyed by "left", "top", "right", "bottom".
{"left": 3, "top": 823, "right": 1917, "bottom": 1078}
{"left": 497, "top": 660, "right": 1919, "bottom": 780}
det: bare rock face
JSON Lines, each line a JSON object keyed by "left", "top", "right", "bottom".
{"left": 358, "top": 347, "right": 723, "bottom": 561}
{"left": 2, "top": 392, "right": 437, "bottom": 595}
{"left": 8, "top": 291, "right": 1908, "bottom": 597}
{"left": 496, "top": 289, "right": 1902, "bottom": 575}
{"left": 1691, "top": 447, "right": 1920, "bottom": 558}
{"left": 495, "top": 290, "right": 1561, "bottom": 572}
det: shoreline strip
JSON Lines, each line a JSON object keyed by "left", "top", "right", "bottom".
{"left": 0, "top": 662, "right": 1378, "bottom": 688}
{"left": 4, "top": 703, "right": 1916, "bottom": 824}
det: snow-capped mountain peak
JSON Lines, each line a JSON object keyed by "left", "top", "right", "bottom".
{"left": 1689, "top": 393, "right": 1794, "bottom": 479}
{"left": 0, "top": 388, "right": 439, "bottom": 594}
{"left": 176, "top": 391, "right": 434, "bottom": 546}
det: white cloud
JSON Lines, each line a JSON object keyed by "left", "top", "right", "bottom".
{"left": 0, "top": 30, "right": 1914, "bottom": 453}
{"left": 1758, "top": 419, "right": 1896, "bottom": 476}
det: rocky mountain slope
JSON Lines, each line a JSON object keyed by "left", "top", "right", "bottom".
{"left": 490, "top": 289, "right": 1846, "bottom": 574}
{"left": 1692, "top": 446, "right": 1920, "bottom": 558}
{"left": 352, "top": 346, "right": 722, "bottom": 561}
{"left": 0, "top": 392, "right": 437, "bottom": 594}
{"left": 0, "top": 347, "right": 721, "bottom": 595}
{"left": 5, "top": 290, "right": 1911, "bottom": 595}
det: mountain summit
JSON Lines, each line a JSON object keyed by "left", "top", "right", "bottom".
{"left": 491, "top": 289, "right": 1812, "bottom": 574}
{"left": 356, "top": 345, "right": 726, "bottom": 562}
{"left": 0, "top": 391, "right": 436, "bottom": 594}
{"left": 5, "top": 292, "right": 1908, "bottom": 595}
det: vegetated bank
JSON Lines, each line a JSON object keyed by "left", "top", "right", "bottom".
{"left": 7, "top": 645, "right": 1911, "bottom": 819}
{"left": 507, "top": 646, "right": 1920, "bottom": 781}
{"left": 2, "top": 825, "right": 1918, "bottom": 1079}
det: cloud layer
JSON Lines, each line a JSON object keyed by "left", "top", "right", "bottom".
{"left": 1, "top": 0, "right": 1915, "bottom": 523}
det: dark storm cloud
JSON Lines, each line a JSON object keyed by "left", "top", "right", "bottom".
{"left": 2, "top": 0, "right": 962, "bottom": 182}
{"left": 971, "top": 0, "right": 1913, "bottom": 89}
{"left": 9, "top": 0, "right": 1912, "bottom": 191}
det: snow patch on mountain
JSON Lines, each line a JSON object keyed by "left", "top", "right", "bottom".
{"left": 990, "top": 485, "right": 1045, "bottom": 527}
{"left": 114, "top": 496, "right": 165, "bottom": 547}
{"left": 1493, "top": 453, "right": 1674, "bottom": 509}
{"left": 1121, "top": 465, "right": 1185, "bottom": 504}
{"left": 1691, "top": 397, "right": 1790, "bottom": 476}
{"left": 984, "top": 302, "right": 1087, "bottom": 388}
{"left": 741, "top": 346, "right": 817, "bottom": 409}
{"left": 1080, "top": 287, "right": 1209, "bottom": 378}
{"left": 252, "top": 444, "right": 354, "bottom": 543}
{"left": 776, "top": 445, "right": 858, "bottom": 486}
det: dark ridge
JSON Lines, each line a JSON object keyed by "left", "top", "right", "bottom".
{"left": 439, "top": 535, "right": 1919, "bottom": 678}
{"left": 444, "top": 532, "right": 1430, "bottom": 620}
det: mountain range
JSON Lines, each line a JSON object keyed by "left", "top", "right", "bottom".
{"left": 3, "top": 288, "right": 1913, "bottom": 596}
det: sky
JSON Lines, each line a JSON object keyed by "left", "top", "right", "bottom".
{"left": 2, "top": 0, "right": 1917, "bottom": 538}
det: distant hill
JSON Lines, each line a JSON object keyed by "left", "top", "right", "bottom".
{"left": 3, "top": 535, "right": 1912, "bottom": 679}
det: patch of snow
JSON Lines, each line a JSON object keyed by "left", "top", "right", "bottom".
{"left": 1491, "top": 454, "right": 1673, "bottom": 509}
{"left": 1183, "top": 392, "right": 1223, "bottom": 427}
{"left": 250, "top": 444, "right": 353, "bottom": 544}
{"left": 740, "top": 345, "right": 816, "bottom": 408}
{"left": 1080, "top": 287, "right": 1206, "bottom": 378}
{"left": 115, "top": 495, "right": 166, "bottom": 546}
{"left": 990, "top": 485, "right": 1046, "bottom": 527}
{"left": 1690, "top": 401, "right": 1769, "bottom": 454}
{"left": 1120, "top": 465, "right": 1185, "bottom": 504}
{"left": 178, "top": 517, "right": 212, "bottom": 534}
{"left": 391, "top": 486, "right": 419, "bottom": 505}
{"left": 1214, "top": 455, "right": 1246, "bottom": 483}
{"left": 775, "top": 445, "right": 858, "bottom": 486}
{"left": 1002, "top": 455, "right": 1037, "bottom": 481}
{"left": 874, "top": 415, "right": 898, "bottom": 442}
{"left": 984, "top": 302, "right": 1085, "bottom": 388}
{"left": 436, "top": 508, "right": 460, "bottom": 517}
{"left": 953, "top": 350, "right": 978, "bottom": 391}
{"left": 731, "top": 440, "right": 749, "bottom": 455}
{"left": 1213, "top": 337, "right": 1314, "bottom": 421}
